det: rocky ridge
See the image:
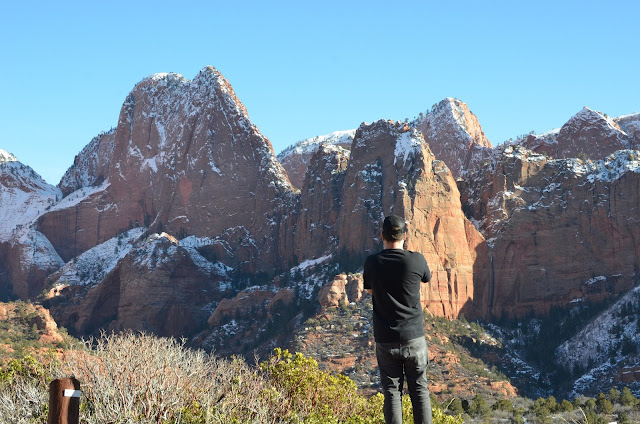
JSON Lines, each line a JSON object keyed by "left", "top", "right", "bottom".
{"left": 59, "top": 128, "right": 116, "bottom": 196}
{"left": 44, "top": 232, "right": 232, "bottom": 338}
{"left": 520, "top": 107, "right": 636, "bottom": 160}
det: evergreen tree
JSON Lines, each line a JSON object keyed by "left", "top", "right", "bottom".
{"left": 467, "top": 394, "right": 490, "bottom": 418}
{"left": 511, "top": 409, "right": 525, "bottom": 424}
{"left": 618, "top": 411, "right": 631, "bottom": 424}
{"left": 620, "top": 387, "right": 637, "bottom": 406}
{"left": 595, "top": 393, "right": 613, "bottom": 415}
{"left": 608, "top": 387, "right": 620, "bottom": 405}
{"left": 558, "top": 399, "right": 574, "bottom": 412}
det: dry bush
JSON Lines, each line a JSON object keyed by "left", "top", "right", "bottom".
{"left": 0, "top": 354, "right": 55, "bottom": 423}
{"left": 0, "top": 377, "right": 48, "bottom": 424}
{"left": 58, "top": 332, "right": 279, "bottom": 423}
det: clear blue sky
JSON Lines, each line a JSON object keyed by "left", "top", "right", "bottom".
{"left": 2, "top": 0, "right": 638, "bottom": 184}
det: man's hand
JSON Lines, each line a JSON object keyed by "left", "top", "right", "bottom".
{"left": 366, "top": 289, "right": 373, "bottom": 295}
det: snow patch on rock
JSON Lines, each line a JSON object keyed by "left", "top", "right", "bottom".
{"left": 51, "top": 228, "right": 146, "bottom": 286}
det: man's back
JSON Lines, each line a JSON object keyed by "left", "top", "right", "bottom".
{"left": 363, "top": 249, "right": 431, "bottom": 343}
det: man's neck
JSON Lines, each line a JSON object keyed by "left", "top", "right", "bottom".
{"left": 382, "top": 240, "right": 404, "bottom": 250}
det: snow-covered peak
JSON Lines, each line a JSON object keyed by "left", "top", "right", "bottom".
{"left": 0, "top": 149, "right": 17, "bottom": 163}
{"left": 277, "top": 129, "right": 356, "bottom": 159}
{"left": 140, "top": 72, "right": 189, "bottom": 86}
{"left": 416, "top": 97, "right": 490, "bottom": 147}
{"left": 569, "top": 107, "right": 626, "bottom": 135}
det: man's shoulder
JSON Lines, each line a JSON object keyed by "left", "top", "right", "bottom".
{"left": 364, "top": 252, "right": 380, "bottom": 267}
{"left": 401, "top": 249, "right": 426, "bottom": 259}
{"left": 404, "top": 250, "right": 429, "bottom": 266}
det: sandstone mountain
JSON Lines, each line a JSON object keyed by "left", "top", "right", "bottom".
{"left": 37, "top": 68, "right": 294, "bottom": 272}
{"left": 7, "top": 68, "right": 486, "bottom": 337}
{"left": 333, "top": 121, "right": 488, "bottom": 318}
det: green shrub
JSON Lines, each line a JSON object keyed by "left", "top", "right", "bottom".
{"left": 466, "top": 394, "right": 490, "bottom": 418}
{"left": 492, "top": 398, "right": 514, "bottom": 412}
{"left": 261, "top": 347, "right": 463, "bottom": 424}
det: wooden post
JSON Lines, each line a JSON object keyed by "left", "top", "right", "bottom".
{"left": 47, "top": 377, "right": 81, "bottom": 424}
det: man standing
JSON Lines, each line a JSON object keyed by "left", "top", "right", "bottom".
{"left": 363, "top": 215, "right": 432, "bottom": 424}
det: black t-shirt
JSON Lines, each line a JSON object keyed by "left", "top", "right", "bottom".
{"left": 363, "top": 249, "right": 431, "bottom": 343}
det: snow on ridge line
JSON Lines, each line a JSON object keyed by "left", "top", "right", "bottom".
{"left": 562, "top": 149, "right": 640, "bottom": 182}
{"left": 0, "top": 161, "right": 62, "bottom": 241}
{"left": 278, "top": 129, "right": 356, "bottom": 158}
{"left": 574, "top": 107, "right": 627, "bottom": 136}
{"left": 0, "top": 149, "right": 18, "bottom": 163}
{"left": 51, "top": 228, "right": 146, "bottom": 287}
{"left": 48, "top": 179, "right": 110, "bottom": 212}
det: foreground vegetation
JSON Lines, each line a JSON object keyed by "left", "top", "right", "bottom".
{"left": 0, "top": 332, "right": 462, "bottom": 424}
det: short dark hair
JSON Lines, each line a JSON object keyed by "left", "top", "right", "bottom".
{"left": 382, "top": 215, "right": 407, "bottom": 242}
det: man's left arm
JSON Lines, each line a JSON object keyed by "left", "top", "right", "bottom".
{"left": 421, "top": 255, "right": 431, "bottom": 283}
{"left": 363, "top": 256, "right": 373, "bottom": 295}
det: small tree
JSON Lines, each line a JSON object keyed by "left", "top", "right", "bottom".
{"left": 596, "top": 392, "right": 613, "bottom": 415}
{"left": 467, "top": 394, "right": 490, "bottom": 418}
{"left": 620, "top": 387, "right": 637, "bottom": 406}
{"left": 608, "top": 387, "right": 620, "bottom": 405}
{"left": 492, "top": 398, "right": 514, "bottom": 412}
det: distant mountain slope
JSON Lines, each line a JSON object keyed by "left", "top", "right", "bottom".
{"left": 0, "top": 150, "right": 63, "bottom": 298}
{"left": 277, "top": 130, "right": 355, "bottom": 188}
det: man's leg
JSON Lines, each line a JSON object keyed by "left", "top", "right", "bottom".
{"left": 404, "top": 337, "right": 432, "bottom": 424}
{"left": 376, "top": 342, "right": 405, "bottom": 424}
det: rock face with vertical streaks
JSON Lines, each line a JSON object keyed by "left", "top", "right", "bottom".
{"left": 460, "top": 145, "right": 640, "bottom": 318}
{"left": 335, "top": 120, "right": 489, "bottom": 318}
{"left": 292, "top": 143, "right": 350, "bottom": 262}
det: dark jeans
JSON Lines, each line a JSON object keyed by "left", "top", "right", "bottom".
{"left": 376, "top": 336, "right": 432, "bottom": 424}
